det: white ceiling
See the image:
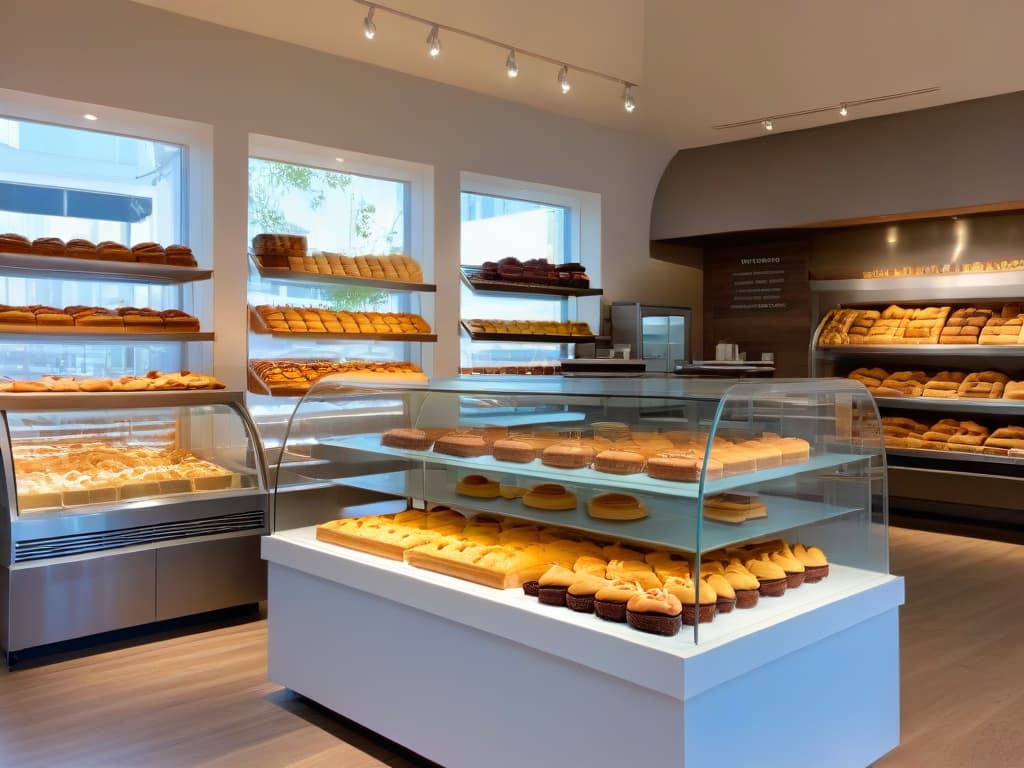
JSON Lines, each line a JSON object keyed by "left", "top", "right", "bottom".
{"left": 131, "top": 0, "right": 1024, "bottom": 148}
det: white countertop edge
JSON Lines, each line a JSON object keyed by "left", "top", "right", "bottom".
{"left": 263, "top": 529, "right": 904, "bottom": 701}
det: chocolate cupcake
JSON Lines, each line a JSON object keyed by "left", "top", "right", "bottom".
{"left": 746, "top": 558, "right": 788, "bottom": 597}
{"left": 536, "top": 564, "right": 576, "bottom": 606}
{"left": 593, "top": 580, "right": 641, "bottom": 622}
{"left": 521, "top": 580, "right": 540, "bottom": 597}
{"left": 771, "top": 549, "right": 806, "bottom": 589}
{"left": 793, "top": 544, "right": 830, "bottom": 582}
{"left": 664, "top": 577, "right": 716, "bottom": 625}
{"left": 626, "top": 588, "right": 683, "bottom": 636}
{"left": 565, "top": 573, "right": 610, "bottom": 613}
{"left": 725, "top": 561, "right": 760, "bottom": 608}
{"left": 705, "top": 573, "right": 737, "bottom": 613}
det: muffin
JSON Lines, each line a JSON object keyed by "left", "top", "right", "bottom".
{"left": 663, "top": 577, "right": 717, "bottom": 624}
{"left": 626, "top": 588, "right": 683, "bottom": 636}
{"left": 724, "top": 560, "right": 761, "bottom": 608}
{"left": 792, "top": 543, "right": 829, "bottom": 582}
{"left": 593, "top": 580, "right": 641, "bottom": 622}
{"left": 770, "top": 549, "right": 806, "bottom": 589}
{"left": 704, "top": 573, "right": 737, "bottom": 613}
{"left": 537, "top": 564, "right": 577, "bottom": 606}
{"left": 746, "top": 558, "right": 788, "bottom": 597}
{"left": 565, "top": 572, "right": 610, "bottom": 613}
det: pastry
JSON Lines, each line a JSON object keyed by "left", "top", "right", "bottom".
{"left": 663, "top": 577, "right": 717, "bottom": 625}
{"left": 565, "top": 572, "right": 611, "bottom": 613}
{"left": 96, "top": 240, "right": 133, "bottom": 262}
{"left": 65, "top": 238, "right": 97, "bottom": 259}
{"left": 626, "top": 588, "right": 683, "bottom": 636}
{"left": 593, "top": 580, "right": 642, "bottom": 622}
{"left": 704, "top": 573, "right": 737, "bottom": 613}
{"left": 537, "top": 564, "right": 576, "bottom": 606}
{"left": 762, "top": 436, "right": 810, "bottom": 464}
{"left": 605, "top": 560, "right": 661, "bottom": 590}
{"left": 455, "top": 474, "right": 500, "bottom": 498}
{"left": 746, "top": 558, "right": 788, "bottom": 597}
{"left": 0, "top": 233, "right": 32, "bottom": 254}
{"left": 647, "top": 452, "right": 723, "bottom": 482}
{"left": 433, "top": 433, "right": 489, "bottom": 457}
{"left": 769, "top": 548, "right": 806, "bottom": 588}
{"left": 572, "top": 555, "right": 609, "bottom": 576}
{"left": 131, "top": 242, "right": 166, "bottom": 264}
{"left": 958, "top": 371, "right": 1010, "bottom": 399}
{"left": 522, "top": 483, "right": 577, "bottom": 511}
{"left": 381, "top": 427, "right": 432, "bottom": 451}
{"left": 792, "top": 544, "right": 829, "bottom": 582}
{"left": 540, "top": 443, "right": 595, "bottom": 469}
{"left": 491, "top": 438, "right": 535, "bottom": 463}
{"left": 159, "top": 309, "right": 200, "bottom": 331}
{"left": 165, "top": 244, "right": 197, "bottom": 267}
{"left": 1005, "top": 381, "right": 1024, "bottom": 401}
{"left": 592, "top": 449, "right": 645, "bottom": 475}
{"left": 587, "top": 492, "right": 648, "bottom": 521}
{"left": 724, "top": 561, "right": 760, "bottom": 608}
{"left": 703, "top": 493, "right": 767, "bottom": 523}
{"left": 31, "top": 237, "right": 66, "bottom": 256}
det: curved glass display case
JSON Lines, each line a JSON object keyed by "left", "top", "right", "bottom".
{"left": 274, "top": 376, "right": 888, "bottom": 644}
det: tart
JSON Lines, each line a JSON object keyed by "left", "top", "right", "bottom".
{"left": 537, "top": 564, "right": 576, "bottom": 606}
{"left": 626, "top": 588, "right": 683, "bottom": 636}
{"left": 792, "top": 543, "right": 830, "bottom": 582}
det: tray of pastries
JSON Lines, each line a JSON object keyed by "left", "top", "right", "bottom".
{"left": 13, "top": 442, "right": 240, "bottom": 510}
{"left": 463, "top": 258, "right": 594, "bottom": 293}
{"left": 0, "top": 370, "right": 225, "bottom": 393}
{"left": 0, "top": 233, "right": 197, "bottom": 267}
{"left": 848, "top": 368, "right": 1024, "bottom": 401}
{"left": 882, "top": 416, "right": 1024, "bottom": 455}
{"left": 863, "top": 258, "right": 1024, "bottom": 278}
{"left": 251, "top": 233, "right": 424, "bottom": 283}
{"left": 0, "top": 305, "right": 200, "bottom": 333}
{"left": 249, "top": 358, "right": 426, "bottom": 396}
{"left": 461, "top": 319, "right": 594, "bottom": 342}
{"left": 250, "top": 305, "right": 432, "bottom": 337}
{"left": 820, "top": 303, "right": 1024, "bottom": 347}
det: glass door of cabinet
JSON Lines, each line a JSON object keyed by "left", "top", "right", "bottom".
{"left": 641, "top": 314, "right": 687, "bottom": 372}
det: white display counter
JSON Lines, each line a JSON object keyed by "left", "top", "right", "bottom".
{"left": 263, "top": 528, "right": 905, "bottom": 768}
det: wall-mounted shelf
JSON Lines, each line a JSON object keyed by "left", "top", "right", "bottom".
{"left": 873, "top": 396, "right": 1024, "bottom": 417}
{"left": 460, "top": 321, "right": 594, "bottom": 344}
{"left": 886, "top": 446, "right": 1023, "bottom": 467}
{"left": 460, "top": 266, "right": 602, "bottom": 298}
{"left": 251, "top": 256, "right": 435, "bottom": 293}
{"left": 249, "top": 306, "right": 435, "bottom": 342}
{"left": 817, "top": 344, "right": 1024, "bottom": 357}
{"left": 0, "top": 329, "right": 212, "bottom": 342}
{"left": 0, "top": 251, "right": 211, "bottom": 284}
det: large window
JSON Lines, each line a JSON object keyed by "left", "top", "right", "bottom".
{"left": 460, "top": 191, "right": 573, "bottom": 369}
{"left": 0, "top": 114, "right": 188, "bottom": 377}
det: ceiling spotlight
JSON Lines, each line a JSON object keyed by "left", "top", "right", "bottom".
{"left": 335, "top": 157, "right": 345, "bottom": 163}
{"left": 427, "top": 25, "right": 441, "bottom": 57}
{"left": 506, "top": 48, "right": 519, "bottom": 78}
{"left": 558, "top": 65, "right": 571, "bottom": 94}
{"left": 623, "top": 84, "right": 636, "bottom": 113}
{"left": 763, "top": 118, "right": 774, "bottom": 131}
{"left": 839, "top": 102, "right": 848, "bottom": 117}
{"left": 363, "top": 6, "right": 376, "bottom": 39}
{"left": 83, "top": 113, "right": 98, "bottom": 121}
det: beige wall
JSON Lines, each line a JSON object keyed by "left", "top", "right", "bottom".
{"left": 1, "top": 0, "right": 683, "bottom": 384}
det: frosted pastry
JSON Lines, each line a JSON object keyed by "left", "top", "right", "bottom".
{"left": 626, "top": 588, "right": 683, "bottom": 636}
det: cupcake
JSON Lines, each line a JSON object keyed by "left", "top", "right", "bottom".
{"left": 792, "top": 544, "right": 829, "bottom": 582}
{"left": 664, "top": 577, "right": 717, "bottom": 624}
{"left": 698, "top": 560, "right": 726, "bottom": 577}
{"left": 704, "top": 573, "right": 737, "bottom": 613}
{"left": 769, "top": 549, "right": 806, "bottom": 589}
{"left": 605, "top": 559, "right": 662, "bottom": 591}
{"left": 565, "top": 573, "right": 610, "bottom": 613}
{"left": 593, "top": 580, "right": 641, "bottom": 622}
{"left": 537, "top": 564, "right": 576, "bottom": 606}
{"left": 724, "top": 561, "right": 761, "bottom": 608}
{"left": 746, "top": 558, "right": 788, "bottom": 597}
{"left": 626, "top": 588, "right": 683, "bottom": 636}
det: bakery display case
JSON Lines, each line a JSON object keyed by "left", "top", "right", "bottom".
{"left": 1, "top": 390, "right": 269, "bottom": 658}
{"left": 810, "top": 275, "right": 1024, "bottom": 535}
{"left": 261, "top": 376, "right": 903, "bottom": 768}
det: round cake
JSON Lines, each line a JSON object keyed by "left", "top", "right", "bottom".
{"left": 491, "top": 438, "right": 535, "bottom": 463}
{"left": 434, "top": 433, "right": 489, "bottom": 457}
{"left": 592, "top": 449, "right": 645, "bottom": 475}
{"left": 646, "top": 453, "right": 704, "bottom": 482}
{"left": 587, "top": 492, "right": 648, "bottom": 521}
{"left": 455, "top": 474, "right": 500, "bottom": 498}
{"left": 522, "top": 483, "right": 577, "bottom": 511}
{"left": 541, "top": 443, "right": 595, "bottom": 469}
{"left": 381, "top": 427, "right": 432, "bottom": 451}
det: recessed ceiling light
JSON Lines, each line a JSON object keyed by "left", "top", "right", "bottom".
{"left": 83, "top": 113, "right": 98, "bottom": 121}
{"left": 335, "top": 157, "right": 345, "bottom": 163}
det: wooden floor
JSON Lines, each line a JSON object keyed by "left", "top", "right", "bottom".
{"left": 0, "top": 527, "right": 1021, "bottom": 767}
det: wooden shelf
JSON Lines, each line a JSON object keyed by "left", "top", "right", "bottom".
{"left": 251, "top": 256, "right": 435, "bottom": 293}
{"left": 460, "top": 266, "right": 601, "bottom": 298}
{"left": 0, "top": 251, "right": 211, "bottom": 283}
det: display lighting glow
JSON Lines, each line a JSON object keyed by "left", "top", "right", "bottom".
{"left": 427, "top": 25, "right": 441, "bottom": 57}
{"left": 363, "top": 6, "right": 376, "bottom": 39}
{"left": 839, "top": 103, "right": 848, "bottom": 117}
{"left": 506, "top": 48, "right": 519, "bottom": 78}
{"left": 558, "top": 65, "right": 571, "bottom": 94}
{"left": 763, "top": 119, "right": 774, "bottom": 131}
{"left": 83, "top": 113, "right": 98, "bottom": 121}
{"left": 623, "top": 84, "right": 636, "bottom": 113}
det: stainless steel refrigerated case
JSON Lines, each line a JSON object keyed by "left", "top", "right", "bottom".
{"left": 0, "top": 391, "right": 269, "bottom": 659}
{"left": 610, "top": 302, "right": 692, "bottom": 373}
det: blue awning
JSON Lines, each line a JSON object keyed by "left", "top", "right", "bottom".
{"left": 0, "top": 180, "right": 153, "bottom": 223}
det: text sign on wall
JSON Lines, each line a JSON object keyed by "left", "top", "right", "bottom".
{"left": 730, "top": 255, "right": 788, "bottom": 311}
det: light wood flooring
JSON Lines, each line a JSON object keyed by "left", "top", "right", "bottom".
{"left": 1, "top": 527, "right": 1021, "bottom": 767}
